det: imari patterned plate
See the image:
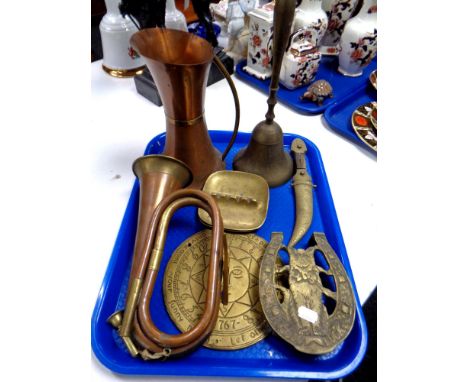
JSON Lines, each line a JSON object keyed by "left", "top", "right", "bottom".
{"left": 351, "top": 102, "right": 377, "bottom": 152}
{"left": 369, "top": 70, "right": 377, "bottom": 90}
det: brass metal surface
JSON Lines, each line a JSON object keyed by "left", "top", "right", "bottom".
{"left": 102, "top": 64, "right": 145, "bottom": 78}
{"left": 164, "top": 230, "right": 271, "bottom": 350}
{"left": 198, "top": 171, "right": 269, "bottom": 232}
{"left": 288, "top": 139, "right": 313, "bottom": 247}
{"left": 351, "top": 102, "right": 377, "bottom": 152}
{"left": 232, "top": 0, "right": 295, "bottom": 187}
{"left": 107, "top": 310, "right": 123, "bottom": 329}
{"left": 130, "top": 28, "right": 240, "bottom": 188}
{"left": 259, "top": 232, "right": 356, "bottom": 355}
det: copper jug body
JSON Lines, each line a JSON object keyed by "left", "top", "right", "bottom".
{"left": 131, "top": 28, "right": 228, "bottom": 188}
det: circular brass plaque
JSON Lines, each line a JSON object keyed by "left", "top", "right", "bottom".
{"left": 163, "top": 230, "right": 271, "bottom": 350}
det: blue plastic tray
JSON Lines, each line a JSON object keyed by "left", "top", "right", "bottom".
{"left": 91, "top": 131, "right": 367, "bottom": 379}
{"left": 235, "top": 56, "right": 376, "bottom": 115}
{"left": 323, "top": 81, "right": 377, "bottom": 154}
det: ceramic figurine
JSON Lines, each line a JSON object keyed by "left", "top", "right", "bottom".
{"left": 319, "top": 0, "right": 359, "bottom": 55}
{"left": 210, "top": 0, "right": 230, "bottom": 47}
{"left": 279, "top": 0, "right": 328, "bottom": 89}
{"left": 225, "top": 0, "right": 257, "bottom": 63}
{"left": 243, "top": 2, "right": 275, "bottom": 80}
{"left": 165, "top": 0, "right": 188, "bottom": 31}
{"left": 300, "top": 79, "right": 333, "bottom": 105}
{"left": 99, "top": 0, "right": 145, "bottom": 77}
{"left": 338, "top": 0, "right": 377, "bottom": 77}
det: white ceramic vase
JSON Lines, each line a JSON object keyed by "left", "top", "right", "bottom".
{"left": 338, "top": 0, "right": 377, "bottom": 77}
{"left": 279, "top": 0, "right": 328, "bottom": 89}
{"left": 244, "top": 2, "right": 275, "bottom": 80}
{"left": 99, "top": 0, "right": 144, "bottom": 77}
{"left": 320, "top": 0, "right": 360, "bottom": 55}
{"left": 165, "top": 0, "right": 188, "bottom": 31}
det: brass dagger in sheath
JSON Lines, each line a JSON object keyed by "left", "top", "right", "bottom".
{"left": 288, "top": 138, "right": 314, "bottom": 247}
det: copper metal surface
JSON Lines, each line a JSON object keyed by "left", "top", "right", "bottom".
{"left": 232, "top": 0, "right": 295, "bottom": 187}
{"left": 198, "top": 170, "right": 269, "bottom": 232}
{"left": 113, "top": 189, "right": 229, "bottom": 359}
{"left": 288, "top": 139, "right": 313, "bottom": 247}
{"left": 164, "top": 231, "right": 271, "bottom": 350}
{"left": 259, "top": 232, "right": 356, "bottom": 355}
{"left": 118, "top": 155, "right": 192, "bottom": 339}
{"left": 130, "top": 28, "right": 239, "bottom": 188}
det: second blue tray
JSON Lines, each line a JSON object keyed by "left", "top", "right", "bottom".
{"left": 236, "top": 56, "right": 376, "bottom": 115}
{"left": 91, "top": 131, "right": 367, "bottom": 379}
{"left": 323, "top": 81, "right": 377, "bottom": 154}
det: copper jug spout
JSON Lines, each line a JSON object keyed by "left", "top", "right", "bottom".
{"left": 130, "top": 28, "right": 239, "bottom": 188}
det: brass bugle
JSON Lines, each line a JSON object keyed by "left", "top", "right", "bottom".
{"left": 117, "top": 189, "right": 229, "bottom": 359}
{"left": 109, "top": 155, "right": 192, "bottom": 344}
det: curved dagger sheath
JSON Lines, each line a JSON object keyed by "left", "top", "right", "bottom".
{"left": 288, "top": 138, "right": 313, "bottom": 247}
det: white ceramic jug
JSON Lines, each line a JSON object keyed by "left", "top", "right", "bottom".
{"left": 338, "top": 0, "right": 377, "bottom": 76}
{"left": 99, "top": 0, "right": 144, "bottom": 77}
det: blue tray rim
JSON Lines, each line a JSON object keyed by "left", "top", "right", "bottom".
{"left": 91, "top": 131, "right": 368, "bottom": 379}
{"left": 323, "top": 82, "right": 377, "bottom": 154}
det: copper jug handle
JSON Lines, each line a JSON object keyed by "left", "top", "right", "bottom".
{"left": 213, "top": 55, "right": 240, "bottom": 161}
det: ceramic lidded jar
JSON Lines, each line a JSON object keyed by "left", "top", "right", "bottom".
{"left": 338, "top": 0, "right": 377, "bottom": 76}
{"left": 99, "top": 0, "right": 145, "bottom": 77}
{"left": 320, "top": 0, "right": 360, "bottom": 55}
{"left": 243, "top": 2, "right": 275, "bottom": 80}
{"left": 279, "top": 0, "right": 328, "bottom": 89}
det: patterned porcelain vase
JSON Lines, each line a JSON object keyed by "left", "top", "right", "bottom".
{"left": 279, "top": 0, "right": 328, "bottom": 90}
{"left": 243, "top": 2, "right": 275, "bottom": 80}
{"left": 99, "top": 0, "right": 145, "bottom": 77}
{"left": 319, "top": 0, "right": 360, "bottom": 55}
{"left": 338, "top": 0, "right": 377, "bottom": 77}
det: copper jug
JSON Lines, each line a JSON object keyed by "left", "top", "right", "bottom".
{"left": 130, "top": 28, "right": 240, "bottom": 188}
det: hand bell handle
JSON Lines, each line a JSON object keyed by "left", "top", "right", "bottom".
{"left": 265, "top": 0, "right": 295, "bottom": 123}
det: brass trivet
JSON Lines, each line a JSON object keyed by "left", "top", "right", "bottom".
{"left": 259, "top": 232, "right": 356, "bottom": 355}
{"left": 163, "top": 230, "right": 271, "bottom": 350}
